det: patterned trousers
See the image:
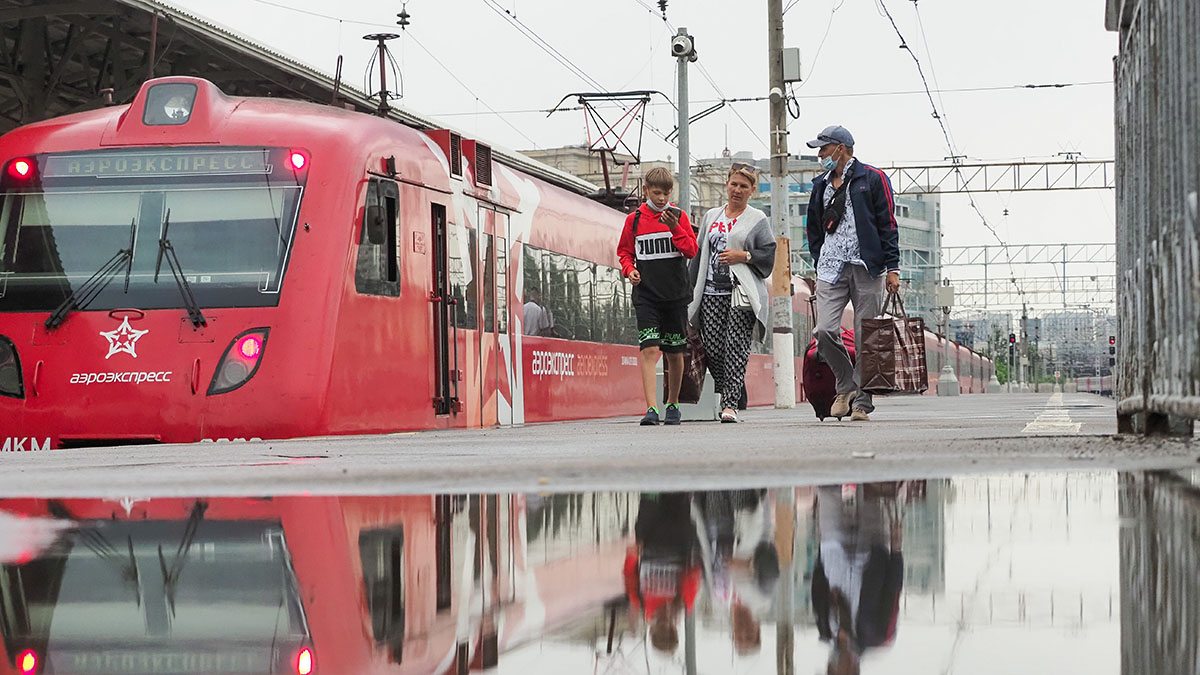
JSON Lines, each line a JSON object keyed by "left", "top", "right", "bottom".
{"left": 700, "top": 293, "right": 755, "bottom": 411}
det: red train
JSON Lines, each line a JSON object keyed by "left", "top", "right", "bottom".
{"left": 0, "top": 492, "right": 632, "bottom": 674}
{"left": 0, "top": 76, "right": 991, "bottom": 449}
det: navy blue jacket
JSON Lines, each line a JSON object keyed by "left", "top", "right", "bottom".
{"left": 806, "top": 159, "right": 900, "bottom": 277}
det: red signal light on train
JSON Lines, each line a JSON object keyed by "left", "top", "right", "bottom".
{"left": 208, "top": 328, "right": 269, "bottom": 395}
{"left": 8, "top": 158, "right": 33, "bottom": 179}
{"left": 296, "top": 647, "right": 314, "bottom": 675}
{"left": 288, "top": 150, "right": 308, "bottom": 171}
{"left": 18, "top": 649, "right": 37, "bottom": 674}
{"left": 238, "top": 334, "right": 263, "bottom": 359}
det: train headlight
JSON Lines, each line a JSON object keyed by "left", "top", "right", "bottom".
{"left": 208, "top": 328, "right": 269, "bottom": 395}
{"left": 0, "top": 336, "right": 24, "bottom": 399}
{"left": 143, "top": 82, "right": 198, "bottom": 126}
{"left": 18, "top": 649, "right": 38, "bottom": 675}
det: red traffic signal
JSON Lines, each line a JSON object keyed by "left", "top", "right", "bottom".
{"left": 1008, "top": 333, "right": 1016, "bottom": 344}
{"left": 1109, "top": 335, "right": 1116, "bottom": 345}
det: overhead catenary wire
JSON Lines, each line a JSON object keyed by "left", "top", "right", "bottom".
{"left": 239, "top": 0, "right": 544, "bottom": 149}
{"left": 484, "top": 0, "right": 696, "bottom": 162}
{"left": 791, "top": 0, "right": 845, "bottom": 92}
{"left": 406, "top": 32, "right": 541, "bottom": 148}
{"left": 629, "top": 0, "right": 766, "bottom": 153}
{"left": 875, "top": 0, "right": 1025, "bottom": 298}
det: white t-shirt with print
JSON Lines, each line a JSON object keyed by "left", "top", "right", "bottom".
{"left": 704, "top": 214, "right": 737, "bottom": 295}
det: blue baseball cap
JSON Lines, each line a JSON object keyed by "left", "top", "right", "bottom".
{"left": 805, "top": 125, "right": 855, "bottom": 148}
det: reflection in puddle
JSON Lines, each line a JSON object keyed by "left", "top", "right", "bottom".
{"left": 0, "top": 471, "right": 1195, "bottom": 674}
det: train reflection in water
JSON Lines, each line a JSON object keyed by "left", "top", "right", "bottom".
{"left": 0, "top": 471, "right": 1196, "bottom": 674}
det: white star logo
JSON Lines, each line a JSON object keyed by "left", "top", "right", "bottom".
{"left": 99, "top": 317, "right": 149, "bottom": 360}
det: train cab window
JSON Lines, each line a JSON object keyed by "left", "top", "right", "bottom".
{"left": 0, "top": 147, "right": 306, "bottom": 313}
{"left": 359, "top": 527, "right": 405, "bottom": 663}
{"left": 355, "top": 178, "right": 400, "bottom": 297}
{"left": 0, "top": 517, "right": 311, "bottom": 671}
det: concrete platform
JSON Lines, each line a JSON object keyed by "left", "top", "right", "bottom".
{"left": 1, "top": 393, "right": 1197, "bottom": 498}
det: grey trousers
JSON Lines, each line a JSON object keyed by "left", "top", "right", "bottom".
{"left": 816, "top": 264, "right": 886, "bottom": 413}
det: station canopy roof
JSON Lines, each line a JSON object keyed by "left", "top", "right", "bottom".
{"left": 0, "top": 0, "right": 596, "bottom": 194}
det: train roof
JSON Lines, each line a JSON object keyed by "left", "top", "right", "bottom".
{"left": 0, "top": 0, "right": 600, "bottom": 199}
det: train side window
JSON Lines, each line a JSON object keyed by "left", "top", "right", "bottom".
{"left": 448, "top": 223, "right": 478, "bottom": 330}
{"left": 592, "top": 266, "right": 615, "bottom": 344}
{"left": 359, "top": 527, "right": 405, "bottom": 663}
{"left": 355, "top": 178, "right": 400, "bottom": 297}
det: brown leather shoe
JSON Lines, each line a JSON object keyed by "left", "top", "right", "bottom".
{"left": 850, "top": 408, "right": 870, "bottom": 422}
{"left": 831, "top": 393, "right": 853, "bottom": 418}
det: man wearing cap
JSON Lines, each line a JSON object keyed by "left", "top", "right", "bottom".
{"left": 805, "top": 125, "right": 901, "bottom": 422}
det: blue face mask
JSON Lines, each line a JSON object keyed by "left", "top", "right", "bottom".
{"left": 819, "top": 152, "right": 837, "bottom": 172}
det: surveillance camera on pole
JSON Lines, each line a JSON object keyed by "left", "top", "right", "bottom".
{"left": 671, "top": 32, "right": 697, "bottom": 61}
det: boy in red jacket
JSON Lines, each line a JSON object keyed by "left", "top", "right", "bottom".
{"left": 617, "top": 167, "right": 698, "bottom": 425}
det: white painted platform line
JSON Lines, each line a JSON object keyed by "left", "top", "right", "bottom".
{"left": 1022, "top": 392, "right": 1083, "bottom": 433}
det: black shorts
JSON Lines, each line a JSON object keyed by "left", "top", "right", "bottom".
{"left": 635, "top": 300, "right": 688, "bottom": 352}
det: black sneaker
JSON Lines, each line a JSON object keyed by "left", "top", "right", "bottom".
{"left": 640, "top": 407, "right": 661, "bottom": 425}
{"left": 664, "top": 404, "right": 681, "bottom": 425}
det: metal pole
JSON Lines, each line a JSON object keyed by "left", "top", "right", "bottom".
{"left": 983, "top": 247, "right": 988, "bottom": 310}
{"left": 774, "top": 488, "right": 795, "bottom": 675}
{"left": 147, "top": 11, "right": 158, "bottom": 82}
{"left": 676, "top": 28, "right": 691, "bottom": 217}
{"left": 684, "top": 609, "right": 697, "bottom": 675}
{"left": 768, "top": 0, "right": 796, "bottom": 408}
{"left": 1062, "top": 244, "right": 1068, "bottom": 309}
{"left": 936, "top": 281, "right": 959, "bottom": 396}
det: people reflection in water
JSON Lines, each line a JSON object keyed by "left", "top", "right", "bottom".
{"left": 813, "top": 482, "right": 906, "bottom": 674}
{"left": 624, "top": 492, "right": 702, "bottom": 653}
{"left": 694, "top": 489, "right": 780, "bottom": 656}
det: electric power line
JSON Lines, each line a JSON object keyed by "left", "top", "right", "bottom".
{"left": 243, "top": 0, "right": 544, "bottom": 149}
{"left": 791, "top": 0, "right": 845, "bottom": 91}
{"left": 485, "top": 0, "right": 694, "bottom": 161}
{"left": 875, "top": 0, "right": 1025, "bottom": 298}
{"left": 243, "top": 0, "right": 396, "bottom": 28}
{"left": 406, "top": 32, "right": 541, "bottom": 148}
{"left": 628, "top": 0, "right": 766, "bottom": 153}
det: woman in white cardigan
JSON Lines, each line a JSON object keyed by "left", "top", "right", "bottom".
{"left": 687, "top": 163, "right": 776, "bottom": 422}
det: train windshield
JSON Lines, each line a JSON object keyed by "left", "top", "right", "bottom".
{"left": 0, "top": 515, "right": 310, "bottom": 674}
{"left": 0, "top": 147, "right": 305, "bottom": 313}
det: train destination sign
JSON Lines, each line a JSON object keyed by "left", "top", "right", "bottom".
{"left": 43, "top": 150, "right": 273, "bottom": 179}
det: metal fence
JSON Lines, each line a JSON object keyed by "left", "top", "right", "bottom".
{"left": 1118, "top": 471, "right": 1200, "bottom": 675}
{"left": 1108, "top": 0, "right": 1200, "bottom": 434}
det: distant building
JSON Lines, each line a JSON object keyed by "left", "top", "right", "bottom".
{"left": 1035, "top": 310, "right": 1117, "bottom": 378}
{"left": 952, "top": 312, "right": 1014, "bottom": 345}
{"left": 519, "top": 145, "right": 725, "bottom": 222}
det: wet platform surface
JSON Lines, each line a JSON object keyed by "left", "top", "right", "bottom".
{"left": 0, "top": 393, "right": 1197, "bottom": 497}
{"left": 1, "top": 469, "right": 1197, "bottom": 674}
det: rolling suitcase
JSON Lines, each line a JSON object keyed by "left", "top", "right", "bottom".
{"left": 803, "top": 327, "right": 855, "bottom": 420}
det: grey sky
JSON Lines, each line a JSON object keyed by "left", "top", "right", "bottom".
{"left": 170, "top": 0, "right": 1118, "bottom": 259}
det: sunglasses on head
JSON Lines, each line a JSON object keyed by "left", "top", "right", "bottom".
{"left": 729, "top": 162, "right": 758, "bottom": 179}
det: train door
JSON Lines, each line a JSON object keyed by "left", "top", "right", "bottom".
{"left": 431, "top": 204, "right": 459, "bottom": 417}
{"left": 478, "top": 207, "right": 513, "bottom": 427}
{"left": 495, "top": 213, "right": 513, "bottom": 426}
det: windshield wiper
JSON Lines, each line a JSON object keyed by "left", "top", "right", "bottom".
{"left": 44, "top": 218, "right": 136, "bottom": 330}
{"left": 154, "top": 209, "right": 207, "bottom": 328}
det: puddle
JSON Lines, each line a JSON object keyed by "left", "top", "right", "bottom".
{"left": 0, "top": 469, "right": 1196, "bottom": 674}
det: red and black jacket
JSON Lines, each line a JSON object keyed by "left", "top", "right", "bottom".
{"left": 616, "top": 203, "right": 698, "bottom": 304}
